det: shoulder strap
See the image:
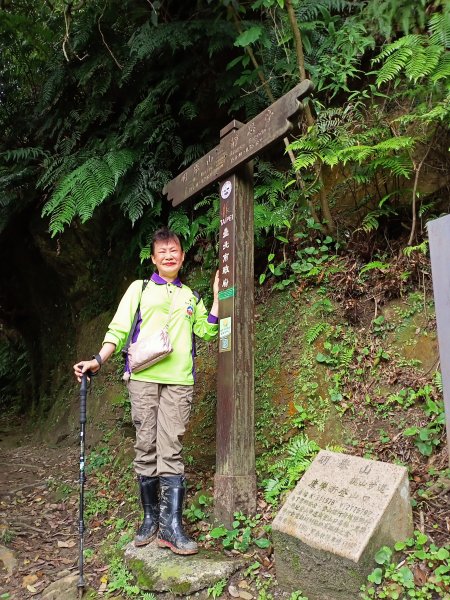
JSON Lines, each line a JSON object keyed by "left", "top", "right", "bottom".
{"left": 122, "top": 280, "right": 149, "bottom": 356}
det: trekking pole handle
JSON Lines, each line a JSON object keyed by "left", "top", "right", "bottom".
{"left": 80, "top": 371, "right": 90, "bottom": 425}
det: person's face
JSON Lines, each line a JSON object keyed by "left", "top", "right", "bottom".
{"left": 151, "top": 238, "right": 185, "bottom": 280}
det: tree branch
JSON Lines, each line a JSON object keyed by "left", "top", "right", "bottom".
{"left": 407, "top": 142, "right": 433, "bottom": 246}
{"left": 98, "top": 3, "right": 123, "bottom": 70}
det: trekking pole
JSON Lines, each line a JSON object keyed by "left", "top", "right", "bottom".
{"left": 77, "top": 371, "right": 90, "bottom": 598}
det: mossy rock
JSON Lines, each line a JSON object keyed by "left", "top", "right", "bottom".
{"left": 124, "top": 542, "right": 245, "bottom": 595}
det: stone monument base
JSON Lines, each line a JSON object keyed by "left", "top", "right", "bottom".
{"left": 273, "top": 530, "right": 381, "bottom": 600}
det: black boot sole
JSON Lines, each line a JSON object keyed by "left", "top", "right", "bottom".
{"left": 134, "top": 531, "right": 157, "bottom": 547}
{"left": 157, "top": 538, "right": 198, "bottom": 555}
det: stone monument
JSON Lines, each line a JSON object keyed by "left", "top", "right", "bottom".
{"left": 272, "top": 450, "right": 413, "bottom": 600}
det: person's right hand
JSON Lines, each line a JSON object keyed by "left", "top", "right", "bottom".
{"left": 73, "top": 359, "right": 100, "bottom": 383}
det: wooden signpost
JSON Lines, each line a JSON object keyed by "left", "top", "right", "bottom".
{"left": 163, "top": 79, "right": 314, "bottom": 525}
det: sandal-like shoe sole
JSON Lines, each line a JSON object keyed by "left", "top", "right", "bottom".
{"left": 157, "top": 538, "right": 198, "bottom": 555}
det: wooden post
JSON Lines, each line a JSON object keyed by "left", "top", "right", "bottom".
{"left": 162, "top": 81, "right": 314, "bottom": 523}
{"left": 214, "top": 123, "right": 256, "bottom": 526}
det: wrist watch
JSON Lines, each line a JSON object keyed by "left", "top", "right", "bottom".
{"left": 92, "top": 354, "right": 102, "bottom": 368}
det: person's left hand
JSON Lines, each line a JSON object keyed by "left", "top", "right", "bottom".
{"left": 213, "top": 270, "right": 219, "bottom": 299}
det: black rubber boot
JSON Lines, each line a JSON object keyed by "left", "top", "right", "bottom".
{"left": 157, "top": 475, "right": 198, "bottom": 555}
{"left": 134, "top": 476, "right": 159, "bottom": 547}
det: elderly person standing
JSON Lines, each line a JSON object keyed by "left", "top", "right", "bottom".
{"left": 74, "top": 227, "right": 219, "bottom": 555}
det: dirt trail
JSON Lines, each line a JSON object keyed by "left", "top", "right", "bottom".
{"left": 0, "top": 420, "right": 84, "bottom": 599}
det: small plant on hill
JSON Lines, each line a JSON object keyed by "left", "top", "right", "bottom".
{"left": 403, "top": 396, "right": 445, "bottom": 457}
{"left": 184, "top": 493, "right": 213, "bottom": 523}
{"left": 107, "top": 557, "right": 140, "bottom": 596}
{"left": 209, "top": 512, "right": 271, "bottom": 553}
{"left": 262, "top": 434, "right": 321, "bottom": 505}
{"left": 361, "top": 532, "right": 450, "bottom": 599}
{"left": 207, "top": 578, "right": 227, "bottom": 598}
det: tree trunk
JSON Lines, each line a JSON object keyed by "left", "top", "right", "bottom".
{"left": 285, "top": 0, "right": 335, "bottom": 233}
{"left": 229, "top": 5, "right": 322, "bottom": 227}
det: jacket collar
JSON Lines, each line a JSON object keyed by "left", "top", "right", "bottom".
{"left": 151, "top": 272, "right": 183, "bottom": 288}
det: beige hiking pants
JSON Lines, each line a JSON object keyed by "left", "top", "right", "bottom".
{"left": 127, "top": 380, "right": 194, "bottom": 477}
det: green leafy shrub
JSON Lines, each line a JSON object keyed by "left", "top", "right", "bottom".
{"left": 361, "top": 532, "right": 450, "bottom": 599}
{"left": 209, "top": 512, "right": 271, "bottom": 553}
{"left": 262, "top": 434, "right": 320, "bottom": 504}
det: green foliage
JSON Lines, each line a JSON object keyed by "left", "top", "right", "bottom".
{"left": 0, "top": 0, "right": 449, "bottom": 267}
{"left": 315, "top": 332, "right": 355, "bottom": 372}
{"left": 86, "top": 445, "right": 114, "bottom": 473}
{"left": 209, "top": 512, "right": 271, "bottom": 553}
{"left": 288, "top": 593, "right": 309, "bottom": 600}
{"left": 403, "top": 391, "right": 445, "bottom": 456}
{"left": 0, "top": 528, "right": 14, "bottom": 545}
{"left": 84, "top": 489, "right": 111, "bottom": 520}
{"left": 305, "top": 322, "right": 329, "bottom": 345}
{"left": 0, "top": 1, "right": 240, "bottom": 243}
{"left": 258, "top": 217, "right": 341, "bottom": 290}
{"left": 262, "top": 434, "right": 320, "bottom": 504}
{"left": 183, "top": 494, "right": 213, "bottom": 523}
{"left": 207, "top": 578, "right": 227, "bottom": 599}
{"left": 363, "top": 0, "right": 428, "bottom": 39}
{"left": 234, "top": 26, "right": 264, "bottom": 48}
{"left": 403, "top": 240, "right": 429, "bottom": 257}
{"left": 41, "top": 149, "right": 137, "bottom": 235}
{"left": 107, "top": 557, "right": 140, "bottom": 596}
{"left": 361, "top": 532, "right": 450, "bottom": 599}
{"left": 374, "top": 23, "right": 450, "bottom": 85}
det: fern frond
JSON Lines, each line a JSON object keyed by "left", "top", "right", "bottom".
{"left": 429, "top": 11, "right": 450, "bottom": 49}
{"left": 286, "top": 435, "right": 320, "bottom": 459}
{"left": 179, "top": 145, "right": 206, "bottom": 169}
{"left": 305, "top": 322, "right": 329, "bottom": 344}
{"left": 179, "top": 101, "right": 198, "bottom": 120}
{"left": 168, "top": 211, "right": 191, "bottom": 239}
{"left": 42, "top": 150, "right": 136, "bottom": 235}
{"left": 403, "top": 240, "right": 428, "bottom": 256}
{"left": 370, "top": 155, "right": 413, "bottom": 178}
{"left": 434, "top": 370, "right": 443, "bottom": 393}
{"left": 374, "top": 34, "right": 423, "bottom": 63}
{"left": 254, "top": 202, "right": 291, "bottom": 233}
{"left": 339, "top": 346, "right": 354, "bottom": 369}
{"left": 336, "top": 145, "right": 373, "bottom": 164}
{"left": 293, "top": 152, "right": 318, "bottom": 171}
{"left": 376, "top": 46, "right": 414, "bottom": 84}
{"left": 1, "top": 147, "right": 47, "bottom": 162}
{"left": 405, "top": 45, "right": 441, "bottom": 82}
{"left": 432, "top": 54, "right": 450, "bottom": 83}
{"left": 361, "top": 212, "right": 380, "bottom": 233}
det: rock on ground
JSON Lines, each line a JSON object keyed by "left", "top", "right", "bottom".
{"left": 124, "top": 541, "right": 245, "bottom": 595}
{"left": 41, "top": 574, "right": 80, "bottom": 600}
{"left": 0, "top": 543, "right": 17, "bottom": 576}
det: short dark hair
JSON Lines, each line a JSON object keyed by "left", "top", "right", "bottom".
{"left": 151, "top": 228, "right": 182, "bottom": 255}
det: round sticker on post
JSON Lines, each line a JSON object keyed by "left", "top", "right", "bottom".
{"left": 221, "top": 180, "right": 232, "bottom": 199}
